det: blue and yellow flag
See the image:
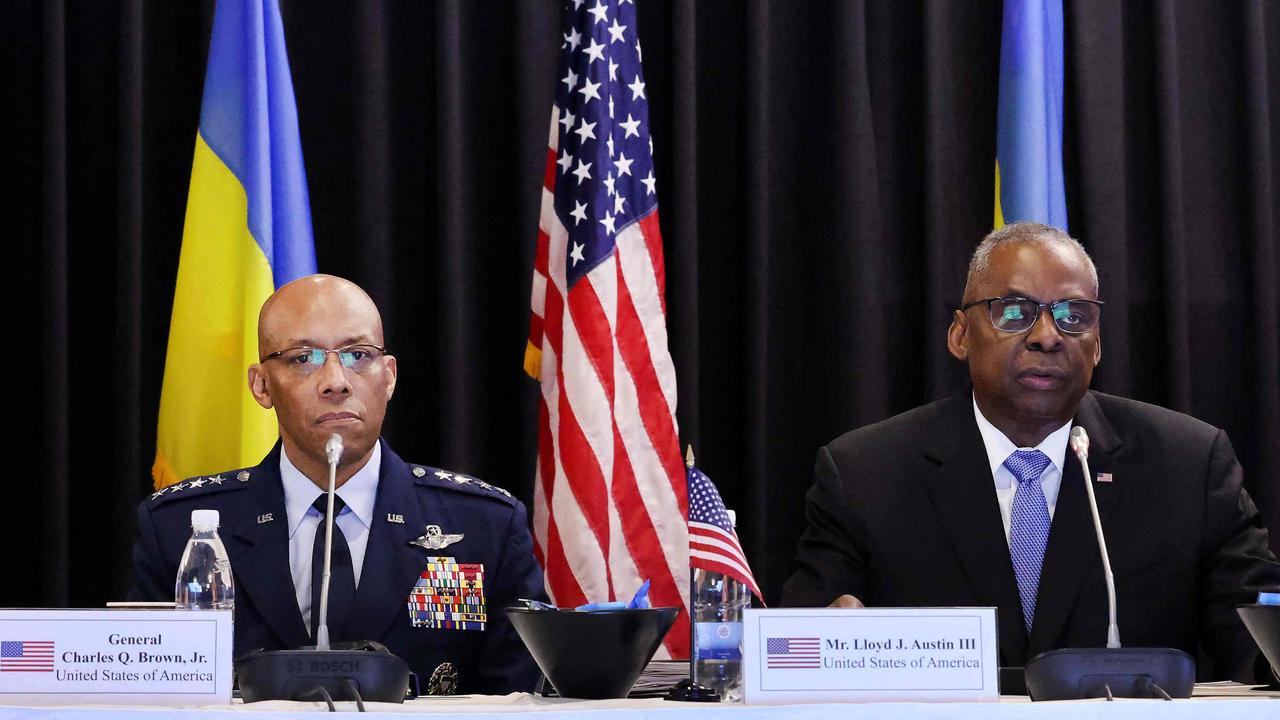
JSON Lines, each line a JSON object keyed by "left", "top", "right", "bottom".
{"left": 153, "top": 0, "right": 316, "bottom": 489}
{"left": 994, "top": 0, "right": 1066, "bottom": 229}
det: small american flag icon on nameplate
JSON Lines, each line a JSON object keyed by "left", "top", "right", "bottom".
{"left": 766, "top": 637, "right": 821, "bottom": 668}
{"left": 1097, "top": 473, "right": 1113, "bottom": 483}
{"left": 1, "top": 640, "right": 55, "bottom": 672}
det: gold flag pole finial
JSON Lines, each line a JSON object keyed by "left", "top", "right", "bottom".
{"left": 685, "top": 445, "right": 695, "bottom": 469}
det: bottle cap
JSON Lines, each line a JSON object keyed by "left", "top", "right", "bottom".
{"left": 726, "top": 509, "right": 737, "bottom": 528}
{"left": 191, "top": 509, "right": 220, "bottom": 530}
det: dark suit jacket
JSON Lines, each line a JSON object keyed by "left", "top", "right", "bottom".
{"left": 781, "top": 390, "right": 1280, "bottom": 681}
{"left": 129, "top": 440, "right": 547, "bottom": 694}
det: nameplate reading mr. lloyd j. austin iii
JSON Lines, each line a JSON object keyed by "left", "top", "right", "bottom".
{"left": 742, "top": 607, "right": 998, "bottom": 704}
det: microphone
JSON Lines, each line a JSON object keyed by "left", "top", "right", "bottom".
{"left": 236, "top": 433, "right": 411, "bottom": 706}
{"left": 325, "top": 433, "right": 343, "bottom": 465}
{"left": 1022, "top": 425, "right": 1195, "bottom": 701}
{"left": 1069, "top": 427, "right": 1120, "bottom": 649}
{"left": 314, "top": 433, "right": 344, "bottom": 650}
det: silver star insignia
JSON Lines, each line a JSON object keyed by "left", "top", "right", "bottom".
{"left": 187, "top": 478, "right": 207, "bottom": 489}
{"left": 453, "top": 475, "right": 471, "bottom": 485}
{"left": 168, "top": 483, "right": 186, "bottom": 494}
{"left": 150, "top": 490, "right": 164, "bottom": 500}
{"left": 410, "top": 524, "right": 465, "bottom": 550}
{"left": 433, "top": 470, "right": 453, "bottom": 480}
{"left": 208, "top": 475, "right": 225, "bottom": 485}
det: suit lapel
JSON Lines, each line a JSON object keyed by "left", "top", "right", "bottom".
{"left": 222, "top": 447, "right": 312, "bottom": 650}
{"left": 920, "top": 392, "right": 1028, "bottom": 666}
{"left": 344, "top": 443, "right": 434, "bottom": 642}
{"left": 1029, "top": 392, "right": 1126, "bottom": 654}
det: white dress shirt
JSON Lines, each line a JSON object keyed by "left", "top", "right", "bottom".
{"left": 280, "top": 440, "right": 381, "bottom": 635}
{"left": 972, "top": 396, "right": 1072, "bottom": 546}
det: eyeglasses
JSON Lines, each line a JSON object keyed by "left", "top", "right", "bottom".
{"left": 260, "top": 344, "right": 389, "bottom": 374}
{"left": 960, "top": 296, "right": 1104, "bottom": 335}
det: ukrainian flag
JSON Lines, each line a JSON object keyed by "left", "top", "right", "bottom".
{"left": 994, "top": 0, "right": 1067, "bottom": 229}
{"left": 153, "top": 0, "right": 316, "bottom": 489}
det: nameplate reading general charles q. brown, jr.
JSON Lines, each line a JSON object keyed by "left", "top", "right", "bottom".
{"left": 0, "top": 608, "right": 231, "bottom": 706}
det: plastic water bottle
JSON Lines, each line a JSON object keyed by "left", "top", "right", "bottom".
{"left": 175, "top": 509, "right": 235, "bottom": 610}
{"left": 691, "top": 509, "right": 749, "bottom": 702}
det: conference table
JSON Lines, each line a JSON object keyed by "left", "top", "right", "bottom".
{"left": 1, "top": 689, "right": 1277, "bottom": 720}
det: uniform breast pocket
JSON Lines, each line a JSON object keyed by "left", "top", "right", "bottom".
{"left": 406, "top": 555, "right": 487, "bottom": 631}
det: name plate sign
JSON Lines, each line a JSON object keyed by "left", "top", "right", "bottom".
{"left": 743, "top": 607, "right": 998, "bottom": 704}
{"left": 0, "top": 609, "right": 232, "bottom": 705}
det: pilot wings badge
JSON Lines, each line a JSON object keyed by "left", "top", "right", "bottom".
{"left": 411, "top": 524, "right": 464, "bottom": 550}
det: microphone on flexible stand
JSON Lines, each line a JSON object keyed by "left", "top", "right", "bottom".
{"left": 1069, "top": 428, "right": 1121, "bottom": 650}
{"left": 1023, "top": 426, "right": 1195, "bottom": 701}
{"left": 236, "top": 433, "right": 412, "bottom": 707}
{"left": 313, "top": 433, "right": 344, "bottom": 651}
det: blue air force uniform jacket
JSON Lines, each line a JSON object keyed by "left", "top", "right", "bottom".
{"left": 129, "top": 441, "right": 547, "bottom": 694}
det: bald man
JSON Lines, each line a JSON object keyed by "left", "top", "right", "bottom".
{"left": 130, "top": 275, "right": 546, "bottom": 695}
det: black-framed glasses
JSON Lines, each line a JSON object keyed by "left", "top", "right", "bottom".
{"left": 960, "top": 296, "right": 1103, "bottom": 335}
{"left": 260, "top": 344, "right": 389, "bottom": 374}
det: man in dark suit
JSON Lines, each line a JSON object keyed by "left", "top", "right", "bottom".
{"left": 782, "top": 223, "right": 1280, "bottom": 681}
{"left": 130, "top": 275, "right": 546, "bottom": 694}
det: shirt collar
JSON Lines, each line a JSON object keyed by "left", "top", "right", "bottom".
{"left": 280, "top": 440, "right": 382, "bottom": 539}
{"left": 972, "top": 394, "right": 1072, "bottom": 481}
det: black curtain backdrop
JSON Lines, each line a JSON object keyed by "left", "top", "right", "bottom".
{"left": 6, "top": 1, "right": 1278, "bottom": 611}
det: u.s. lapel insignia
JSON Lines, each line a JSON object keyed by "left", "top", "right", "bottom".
{"left": 410, "top": 524, "right": 464, "bottom": 551}
{"left": 427, "top": 662, "right": 459, "bottom": 695}
{"left": 407, "top": 556, "right": 486, "bottom": 631}
{"left": 257, "top": 513, "right": 274, "bottom": 524}
{"left": 1097, "top": 472, "right": 1114, "bottom": 483}
{"left": 386, "top": 513, "right": 405, "bottom": 524}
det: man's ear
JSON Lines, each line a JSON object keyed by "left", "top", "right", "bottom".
{"left": 383, "top": 355, "right": 398, "bottom": 401}
{"left": 248, "top": 364, "right": 274, "bottom": 409}
{"left": 946, "top": 309, "right": 969, "bottom": 361}
{"left": 1093, "top": 333, "right": 1102, "bottom": 367}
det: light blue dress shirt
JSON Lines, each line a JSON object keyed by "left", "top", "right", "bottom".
{"left": 972, "top": 396, "right": 1072, "bottom": 546}
{"left": 280, "top": 440, "right": 381, "bottom": 635}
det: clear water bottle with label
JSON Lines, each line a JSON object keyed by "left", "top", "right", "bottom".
{"left": 175, "top": 509, "right": 235, "bottom": 610}
{"left": 691, "top": 510, "right": 749, "bottom": 702}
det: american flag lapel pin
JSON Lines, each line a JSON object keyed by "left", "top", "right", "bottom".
{"left": 1096, "top": 472, "right": 1114, "bottom": 483}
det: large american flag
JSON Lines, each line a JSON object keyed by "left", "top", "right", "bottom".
{"left": 525, "top": 0, "right": 689, "bottom": 658}
{"left": 688, "top": 465, "right": 763, "bottom": 602}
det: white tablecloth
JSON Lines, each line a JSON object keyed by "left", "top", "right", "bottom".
{"left": 1, "top": 691, "right": 1276, "bottom": 719}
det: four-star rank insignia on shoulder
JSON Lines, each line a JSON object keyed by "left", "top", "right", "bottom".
{"left": 407, "top": 556, "right": 486, "bottom": 631}
{"left": 410, "top": 465, "right": 515, "bottom": 503}
{"left": 148, "top": 470, "right": 247, "bottom": 504}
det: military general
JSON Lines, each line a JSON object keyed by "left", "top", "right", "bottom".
{"left": 130, "top": 274, "right": 547, "bottom": 694}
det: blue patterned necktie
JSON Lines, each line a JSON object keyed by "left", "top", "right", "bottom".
{"left": 1006, "top": 449, "right": 1052, "bottom": 634}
